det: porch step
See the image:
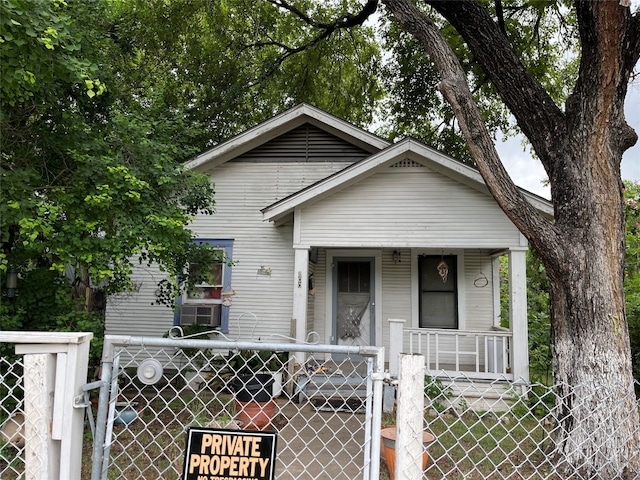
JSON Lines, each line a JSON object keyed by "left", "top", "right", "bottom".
{"left": 434, "top": 378, "right": 522, "bottom": 412}
{"left": 296, "top": 360, "right": 369, "bottom": 406}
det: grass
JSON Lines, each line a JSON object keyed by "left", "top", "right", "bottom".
{"left": 379, "top": 399, "right": 560, "bottom": 480}
{"left": 71, "top": 384, "right": 563, "bottom": 480}
{"left": 80, "top": 391, "right": 236, "bottom": 479}
{"left": 422, "top": 410, "right": 558, "bottom": 479}
{"left": 377, "top": 389, "right": 561, "bottom": 480}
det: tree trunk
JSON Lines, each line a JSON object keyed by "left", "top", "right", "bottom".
{"left": 382, "top": 0, "right": 640, "bottom": 476}
{"left": 550, "top": 262, "right": 639, "bottom": 478}
{"left": 546, "top": 3, "right": 640, "bottom": 474}
{"left": 548, "top": 183, "right": 639, "bottom": 477}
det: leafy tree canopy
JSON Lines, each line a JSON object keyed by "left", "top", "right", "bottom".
{"left": 1, "top": 0, "right": 216, "bottom": 295}
{"left": 103, "top": 0, "right": 384, "bottom": 155}
{"left": 0, "top": 0, "right": 384, "bottom": 339}
{"left": 373, "top": 1, "right": 578, "bottom": 163}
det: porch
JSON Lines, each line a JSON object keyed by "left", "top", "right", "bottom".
{"left": 388, "top": 319, "right": 528, "bottom": 383}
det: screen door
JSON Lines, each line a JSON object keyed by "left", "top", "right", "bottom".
{"left": 333, "top": 258, "right": 374, "bottom": 347}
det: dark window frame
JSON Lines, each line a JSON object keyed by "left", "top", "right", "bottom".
{"left": 418, "top": 255, "right": 458, "bottom": 329}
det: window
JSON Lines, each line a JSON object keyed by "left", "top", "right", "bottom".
{"left": 180, "top": 246, "right": 227, "bottom": 327}
{"left": 419, "top": 255, "right": 458, "bottom": 329}
{"left": 337, "top": 261, "right": 371, "bottom": 293}
{"left": 186, "top": 260, "right": 223, "bottom": 302}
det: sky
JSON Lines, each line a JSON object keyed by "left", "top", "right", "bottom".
{"left": 497, "top": 84, "right": 640, "bottom": 199}
{"left": 367, "top": 2, "right": 640, "bottom": 200}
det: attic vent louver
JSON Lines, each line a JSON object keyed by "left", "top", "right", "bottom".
{"left": 391, "top": 159, "right": 422, "bottom": 168}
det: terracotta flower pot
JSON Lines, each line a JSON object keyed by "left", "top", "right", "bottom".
{"left": 234, "top": 399, "right": 277, "bottom": 430}
{"left": 380, "top": 427, "right": 435, "bottom": 480}
{"left": 1, "top": 412, "right": 25, "bottom": 448}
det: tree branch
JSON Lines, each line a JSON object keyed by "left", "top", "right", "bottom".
{"left": 624, "top": 6, "right": 640, "bottom": 78}
{"left": 245, "top": 1, "right": 379, "bottom": 91}
{"left": 571, "top": 1, "right": 638, "bottom": 157}
{"left": 383, "top": 0, "right": 561, "bottom": 263}
{"left": 494, "top": 0, "right": 506, "bottom": 36}
{"left": 425, "top": 0, "right": 565, "bottom": 176}
{"left": 266, "top": 0, "right": 378, "bottom": 31}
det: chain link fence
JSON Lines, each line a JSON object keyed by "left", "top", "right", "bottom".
{"left": 413, "top": 373, "right": 640, "bottom": 480}
{"left": 90, "top": 335, "right": 385, "bottom": 480}
{"left": 1, "top": 353, "right": 64, "bottom": 479}
{"left": 2, "top": 334, "right": 640, "bottom": 480}
{"left": 1, "top": 353, "right": 27, "bottom": 479}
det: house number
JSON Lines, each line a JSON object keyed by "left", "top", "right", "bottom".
{"left": 298, "top": 271, "right": 302, "bottom": 288}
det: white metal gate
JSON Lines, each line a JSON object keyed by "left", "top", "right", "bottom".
{"left": 91, "top": 334, "right": 386, "bottom": 480}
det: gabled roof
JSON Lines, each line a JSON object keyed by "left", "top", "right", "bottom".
{"left": 183, "top": 102, "right": 553, "bottom": 223}
{"left": 185, "top": 103, "right": 390, "bottom": 173}
{"left": 261, "top": 137, "right": 554, "bottom": 224}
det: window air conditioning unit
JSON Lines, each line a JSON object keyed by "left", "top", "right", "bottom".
{"left": 179, "top": 304, "right": 221, "bottom": 327}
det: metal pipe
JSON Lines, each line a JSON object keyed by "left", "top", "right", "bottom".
{"left": 101, "top": 352, "right": 121, "bottom": 480}
{"left": 90, "top": 362, "right": 112, "bottom": 480}
{"left": 102, "top": 334, "right": 381, "bottom": 361}
{"left": 363, "top": 357, "right": 373, "bottom": 480}
{"left": 369, "top": 347, "right": 386, "bottom": 480}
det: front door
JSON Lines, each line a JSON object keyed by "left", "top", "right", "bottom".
{"left": 333, "top": 258, "right": 375, "bottom": 348}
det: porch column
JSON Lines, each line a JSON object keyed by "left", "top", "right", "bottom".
{"left": 508, "top": 249, "right": 529, "bottom": 382}
{"left": 292, "top": 246, "right": 309, "bottom": 363}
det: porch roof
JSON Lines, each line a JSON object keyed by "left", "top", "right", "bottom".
{"left": 261, "top": 138, "right": 554, "bottom": 224}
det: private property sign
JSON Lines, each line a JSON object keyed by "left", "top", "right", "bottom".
{"left": 182, "top": 428, "right": 278, "bottom": 480}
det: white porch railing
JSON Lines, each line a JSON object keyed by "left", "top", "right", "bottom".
{"left": 409, "top": 328, "right": 513, "bottom": 380}
{"left": 388, "top": 320, "right": 514, "bottom": 381}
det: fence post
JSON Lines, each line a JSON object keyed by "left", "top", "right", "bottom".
{"left": 1, "top": 331, "right": 93, "bottom": 480}
{"left": 388, "top": 319, "right": 405, "bottom": 377}
{"left": 395, "top": 353, "right": 425, "bottom": 480}
{"left": 508, "top": 248, "right": 529, "bottom": 383}
{"left": 385, "top": 319, "right": 405, "bottom": 412}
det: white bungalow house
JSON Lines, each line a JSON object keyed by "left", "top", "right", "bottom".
{"left": 105, "top": 103, "right": 553, "bottom": 384}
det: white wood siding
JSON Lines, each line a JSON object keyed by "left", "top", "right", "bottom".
{"left": 380, "top": 249, "right": 412, "bottom": 350}
{"left": 105, "top": 261, "right": 174, "bottom": 338}
{"left": 106, "top": 142, "right": 518, "bottom": 353}
{"left": 310, "top": 249, "right": 328, "bottom": 343}
{"left": 298, "top": 166, "right": 521, "bottom": 248}
{"left": 463, "top": 251, "right": 495, "bottom": 331}
{"left": 106, "top": 161, "right": 351, "bottom": 339}
{"left": 193, "top": 162, "right": 351, "bottom": 340}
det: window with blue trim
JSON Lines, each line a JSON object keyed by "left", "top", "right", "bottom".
{"left": 176, "top": 239, "right": 233, "bottom": 332}
{"left": 186, "top": 260, "right": 224, "bottom": 302}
